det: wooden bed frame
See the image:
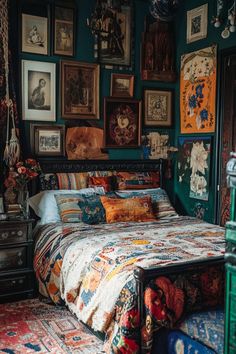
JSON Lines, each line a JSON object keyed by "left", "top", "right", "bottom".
{"left": 34, "top": 158, "right": 225, "bottom": 353}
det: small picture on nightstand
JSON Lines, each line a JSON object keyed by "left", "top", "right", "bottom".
{"left": 0, "top": 197, "right": 4, "bottom": 214}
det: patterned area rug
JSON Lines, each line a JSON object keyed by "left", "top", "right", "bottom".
{"left": 0, "top": 298, "right": 104, "bottom": 353}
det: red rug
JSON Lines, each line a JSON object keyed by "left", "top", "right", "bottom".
{"left": 0, "top": 298, "right": 104, "bottom": 353}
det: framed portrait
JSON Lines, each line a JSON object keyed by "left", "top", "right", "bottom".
{"left": 21, "top": 13, "right": 48, "bottom": 55}
{"left": 21, "top": 60, "right": 56, "bottom": 121}
{"left": 110, "top": 73, "right": 134, "bottom": 98}
{"left": 187, "top": 4, "right": 208, "bottom": 44}
{"left": 53, "top": 4, "right": 76, "bottom": 56}
{"left": 104, "top": 97, "right": 141, "bottom": 148}
{"left": 143, "top": 88, "right": 173, "bottom": 127}
{"left": 30, "top": 124, "right": 65, "bottom": 156}
{"left": 98, "top": 4, "right": 132, "bottom": 66}
{"left": 61, "top": 60, "right": 100, "bottom": 119}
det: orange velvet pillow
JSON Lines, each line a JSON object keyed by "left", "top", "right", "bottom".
{"left": 100, "top": 195, "right": 156, "bottom": 223}
{"left": 88, "top": 176, "right": 113, "bottom": 192}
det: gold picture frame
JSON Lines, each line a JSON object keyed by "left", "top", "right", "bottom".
{"left": 61, "top": 60, "right": 100, "bottom": 119}
{"left": 144, "top": 88, "right": 173, "bottom": 127}
{"left": 110, "top": 73, "right": 134, "bottom": 98}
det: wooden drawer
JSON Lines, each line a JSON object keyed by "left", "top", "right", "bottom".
{"left": 0, "top": 223, "right": 28, "bottom": 245}
{"left": 0, "top": 273, "right": 32, "bottom": 295}
{"left": 0, "top": 246, "right": 27, "bottom": 271}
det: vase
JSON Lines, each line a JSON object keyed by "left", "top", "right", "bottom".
{"left": 17, "top": 187, "right": 29, "bottom": 219}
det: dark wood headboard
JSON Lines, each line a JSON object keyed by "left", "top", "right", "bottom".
{"left": 32, "top": 158, "right": 164, "bottom": 194}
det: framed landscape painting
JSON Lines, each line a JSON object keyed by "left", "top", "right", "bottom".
{"left": 104, "top": 97, "right": 141, "bottom": 148}
{"left": 61, "top": 61, "right": 100, "bottom": 119}
{"left": 21, "top": 60, "right": 56, "bottom": 121}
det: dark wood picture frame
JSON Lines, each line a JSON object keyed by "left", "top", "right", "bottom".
{"left": 110, "top": 73, "right": 134, "bottom": 97}
{"left": 53, "top": 4, "right": 76, "bottom": 57}
{"left": 60, "top": 60, "right": 100, "bottom": 120}
{"left": 104, "top": 97, "right": 141, "bottom": 148}
{"left": 98, "top": 4, "right": 132, "bottom": 67}
{"left": 30, "top": 123, "right": 65, "bottom": 157}
{"left": 143, "top": 88, "right": 173, "bottom": 127}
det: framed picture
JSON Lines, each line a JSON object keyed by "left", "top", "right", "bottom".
{"left": 110, "top": 73, "right": 134, "bottom": 97}
{"left": 143, "top": 88, "right": 173, "bottom": 127}
{"left": 30, "top": 124, "right": 65, "bottom": 156}
{"left": 98, "top": 4, "right": 132, "bottom": 66}
{"left": 21, "top": 13, "right": 48, "bottom": 55}
{"left": 22, "top": 60, "right": 56, "bottom": 121}
{"left": 104, "top": 97, "right": 141, "bottom": 148}
{"left": 187, "top": 4, "right": 208, "bottom": 44}
{"left": 53, "top": 4, "right": 76, "bottom": 56}
{"left": 61, "top": 60, "right": 100, "bottom": 119}
{"left": 0, "top": 197, "right": 4, "bottom": 214}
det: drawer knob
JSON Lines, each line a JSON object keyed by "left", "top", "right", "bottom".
{"left": 11, "top": 280, "right": 16, "bottom": 285}
{"left": 17, "top": 230, "right": 23, "bottom": 236}
{"left": 0, "top": 232, "right": 9, "bottom": 240}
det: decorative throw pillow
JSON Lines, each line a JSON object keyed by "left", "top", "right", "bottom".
{"left": 116, "top": 172, "right": 160, "bottom": 190}
{"left": 88, "top": 176, "right": 114, "bottom": 192}
{"left": 56, "top": 173, "right": 88, "bottom": 190}
{"left": 77, "top": 194, "right": 106, "bottom": 224}
{"left": 39, "top": 173, "right": 59, "bottom": 190}
{"left": 116, "top": 188, "right": 178, "bottom": 219}
{"left": 54, "top": 194, "right": 83, "bottom": 223}
{"left": 100, "top": 195, "right": 156, "bottom": 223}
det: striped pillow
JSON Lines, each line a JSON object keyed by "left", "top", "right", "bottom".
{"left": 56, "top": 173, "right": 88, "bottom": 190}
{"left": 55, "top": 194, "right": 83, "bottom": 223}
{"left": 116, "top": 172, "right": 160, "bottom": 190}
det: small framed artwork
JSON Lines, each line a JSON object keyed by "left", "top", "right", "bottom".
{"left": 30, "top": 124, "right": 65, "bottom": 156}
{"left": 21, "top": 60, "right": 56, "bottom": 121}
{"left": 144, "top": 88, "right": 173, "bottom": 127}
{"left": 110, "top": 73, "right": 134, "bottom": 98}
{"left": 21, "top": 13, "right": 48, "bottom": 55}
{"left": 104, "top": 97, "right": 141, "bottom": 148}
{"left": 98, "top": 4, "right": 132, "bottom": 67}
{"left": 0, "top": 196, "right": 5, "bottom": 214}
{"left": 53, "top": 4, "right": 76, "bottom": 56}
{"left": 187, "top": 4, "right": 208, "bottom": 44}
{"left": 61, "top": 60, "right": 100, "bottom": 119}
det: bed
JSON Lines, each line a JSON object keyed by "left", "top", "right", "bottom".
{"left": 31, "top": 159, "right": 225, "bottom": 354}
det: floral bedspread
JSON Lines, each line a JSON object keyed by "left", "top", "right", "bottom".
{"left": 34, "top": 216, "right": 225, "bottom": 353}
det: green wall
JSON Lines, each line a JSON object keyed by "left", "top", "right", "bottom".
{"left": 174, "top": 0, "right": 236, "bottom": 223}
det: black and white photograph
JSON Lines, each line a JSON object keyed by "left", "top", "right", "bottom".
{"left": 187, "top": 4, "right": 208, "bottom": 43}
{"left": 30, "top": 124, "right": 65, "bottom": 156}
{"left": 21, "top": 13, "right": 48, "bottom": 55}
{"left": 53, "top": 5, "right": 75, "bottom": 56}
{"left": 22, "top": 60, "right": 56, "bottom": 121}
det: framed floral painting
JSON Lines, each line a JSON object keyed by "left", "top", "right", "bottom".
{"left": 104, "top": 97, "right": 141, "bottom": 148}
{"left": 177, "top": 136, "right": 211, "bottom": 201}
{"left": 180, "top": 45, "right": 217, "bottom": 133}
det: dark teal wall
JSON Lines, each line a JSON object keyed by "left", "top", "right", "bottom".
{"left": 174, "top": 0, "right": 236, "bottom": 223}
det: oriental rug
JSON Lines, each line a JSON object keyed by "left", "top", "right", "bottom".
{"left": 0, "top": 298, "right": 104, "bottom": 353}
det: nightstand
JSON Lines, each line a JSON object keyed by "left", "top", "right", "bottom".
{"left": 0, "top": 219, "right": 35, "bottom": 302}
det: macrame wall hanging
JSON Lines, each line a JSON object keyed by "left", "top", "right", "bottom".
{"left": 0, "top": 0, "right": 20, "bottom": 168}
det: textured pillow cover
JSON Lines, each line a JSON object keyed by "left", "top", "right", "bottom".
{"left": 100, "top": 195, "right": 156, "bottom": 223}
{"left": 88, "top": 176, "right": 114, "bottom": 192}
{"left": 39, "top": 173, "right": 59, "bottom": 190}
{"left": 56, "top": 173, "right": 88, "bottom": 190}
{"left": 55, "top": 194, "right": 84, "bottom": 223}
{"left": 116, "top": 172, "right": 160, "bottom": 190}
{"left": 115, "top": 188, "right": 178, "bottom": 219}
{"left": 77, "top": 194, "right": 106, "bottom": 224}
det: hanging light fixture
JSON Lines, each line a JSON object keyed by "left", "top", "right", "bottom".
{"left": 212, "top": 0, "right": 236, "bottom": 39}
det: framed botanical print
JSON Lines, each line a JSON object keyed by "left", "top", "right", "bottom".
{"left": 21, "top": 60, "right": 56, "bottom": 121}
{"left": 61, "top": 60, "right": 100, "bottom": 119}
{"left": 187, "top": 4, "right": 208, "bottom": 44}
{"left": 30, "top": 124, "right": 65, "bottom": 156}
{"left": 98, "top": 4, "right": 132, "bottom": 66}
{"left": 110, "top": 73, "right": 134, "bottom": 97}
{"left": 104, "top": 97, "right": 141, "bottom": 148}
{"left": 21, "top": 13, "right": 48, "bottom": 55}
{"left": 143, "top": 88, "right": 173, "bottom": 127}
{"left": 53, "top": 4, "right": 76, "bottom": 56}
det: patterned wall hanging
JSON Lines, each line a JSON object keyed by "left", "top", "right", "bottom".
{"left": 180, "top": 45, "right": 217, "bottom": 134}
{"left": 177, "top": 136, "right": 211, "bottom": 201}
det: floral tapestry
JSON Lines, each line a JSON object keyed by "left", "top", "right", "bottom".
{"left": 180, "top": 45, "right": 217, "bottom": 133}
{"left": 177, "top": 136, "right": 211, "bottom": 201}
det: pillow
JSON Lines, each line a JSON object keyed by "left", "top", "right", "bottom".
{"left": 115, "top": 188, "right": 178, "bottom": 219}
{"left": 77, "top": 194, "right": 106, "bottom": 224}
{"left": 116, "top": 172, "right": 160, "bottom": 190}
{"left": 100, "top": 195, "right": 156, "bottom": 223}
{"left": 56, "top": 173, "right": 88, "bottom": 190}
{"left": 55, "top": 194, "right": 83, "bottom": 223}
{"left": 28, "top": 187, "right": 105, "bottom": 224}
{"left": 88, "top": 176, "right": 114, "bottom": 192}
{"left": 39, "top": 173, "right": 59, "bottom": 190}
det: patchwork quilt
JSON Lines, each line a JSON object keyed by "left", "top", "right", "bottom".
{"left": 34, "top": 216, "right": 225, "bottom": 353}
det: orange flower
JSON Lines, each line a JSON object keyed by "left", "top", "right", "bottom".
{"left": 17, "top": 166, "right": 27, "bottom": 174}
